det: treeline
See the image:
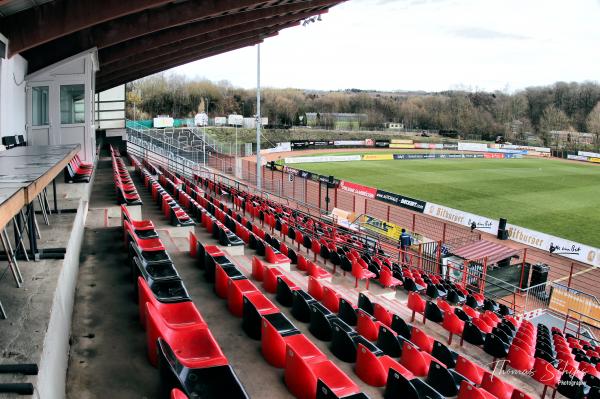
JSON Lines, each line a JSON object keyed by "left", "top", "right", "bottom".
{"left": 126, "top": 74, "right": 600, "bottom": 145}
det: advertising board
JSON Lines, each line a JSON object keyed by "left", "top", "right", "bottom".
{"left": 506, "top": 223, "right": 600, "bottom": 267}
{"left": 458, "top": 142, "right": 488, "bottom": 152}
{"left": 334, "top": 140, "right": 365, "bottom": 146}
{"left": 424, "top": 203, "right": 499, "bottom": 233}
{"left": 360, "top": 215, "right": 404, "bottom": 240}
{"left": 339, "top": 180, "right": 377, "bottom": 199}
{"left": 362, "top": 154, "right": 393, "bottom": 161}
{"left": 375, "top": 189, "right": 427, "bottom": 213}
{"left": 284, "top": 155, "right": 361, "bottom": 164}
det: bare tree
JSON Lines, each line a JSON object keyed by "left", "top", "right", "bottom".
{"left": 587, "top": 102, "right": 600, "bottom": 147}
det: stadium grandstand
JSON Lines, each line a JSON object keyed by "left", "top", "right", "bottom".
{"left": 0, "top": 1, "right": 599, "bottom": 399}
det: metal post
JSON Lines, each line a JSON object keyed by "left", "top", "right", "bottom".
{"left": 203, "top": 111, "right": 207, "bottom": 169}
{"left": 256, "top": 43, "right": 262, "bottom": 191}
{"left": 52, "top": 178, "right": 58, "bottom": 213}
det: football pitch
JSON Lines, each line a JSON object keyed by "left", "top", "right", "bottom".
{"left": 287, "top": 154, "right": 600, "bottom": 247}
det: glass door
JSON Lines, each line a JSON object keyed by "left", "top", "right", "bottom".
{"left": 26, "top": 84, "right": 52, "bottom": 146}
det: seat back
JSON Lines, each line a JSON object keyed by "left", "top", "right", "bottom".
{"left": 352, "top": 292, "right": 372, "bottom": 315}
{"left": 456, "top": 355, "right": 484, "bottom": 385}
{"left": 383, "top": 368, "right": 420, "bottom": 399}
{"left": 426, "top": 361, "right": 459, "bottom": 397}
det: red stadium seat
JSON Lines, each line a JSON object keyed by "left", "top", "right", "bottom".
{"left": 297, "top": 255, "right": 309, "bottom": 271}
{"left": 242, "top": 292, "right": 279, "bottom": 339}
{"left": 506, "top": 345, "right": 534, "bottom": 372}
{"left": 260, "top": 312, "right": 302, "bottom": 368}
{"left": 481, "top": 371, "right": 515, "bottom": 399}
{"left": 307, "top": 260, "right": 332, "bottom": 280}
{"left": 322, "top": 286, "right": 341, "bottom": 313}
{"left": 145, "top": 303, "right": 226, "bottom": 368}
{"left": 351, "top": 260, "right": 376, "bottom": 289}
{"left": 308, "top": 276, "right": 324, "bottom": 301}
{"left": 407, "top": 291, "right": 426, "bottom": 322}
{"left": 532, "top": 358, "right": 562, "bottom": 399}
{"left": 265, "top": 245, "right": 290, "bottom": 265}
{"left": 356, "top": 309, "right": 381, "bottom": 341}
{"left": 355, "top": 342, "right": 414, "bottom": 387}
{"left": 263, "top": 266, "right": 284, "bottom": 294}
{"left": 458, "top": 381, "right": 496, "bottom": 399}
{"left": 442, "top": 310, "right": 464, "bottom": 345}
{"left": 227, "top": 279, "right": 259, "bottom": 317}
{"left": 171, "top": 389, "right": 188, "bottom": 399}
{"left": 380, "top": 266, "right": 402, "bottom": 289}
{"left": 251, "top": 256, "right": 266, "bottom": 281}
{"left": 284, "top": 345, "right": 360, "bottom": 399}
{"left": 214, "top": 264, "right": 245, "bottom": 299}
{"left": 373, "top": 303, "right": 393, "bottom": 327}
{"left": 410, "top": 326, "right": 434, "bottom": 354}
{"left": 456, "top": 355, "right": 485, "bottom": 385}
{"left": 400, "top": 341, "right": 440, "bottom": 377}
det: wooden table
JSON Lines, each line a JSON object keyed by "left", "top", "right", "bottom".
{"left": 0, "top": 144, "right": 81, "bottom": 260}
{"left": 0, "top": 144, "right": 80, "bottom": 204}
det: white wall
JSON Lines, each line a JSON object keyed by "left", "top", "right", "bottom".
{"left": 0, "top": 35, "right": 27, "bottom": 138}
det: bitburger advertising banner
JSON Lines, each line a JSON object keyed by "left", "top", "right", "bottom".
{"left": 339, "top": 180, "right": 377, "bottom": 199}
{"left": 424, "top": 202, "right": 499, "bottom": 233}
{"left": 375, "top": 189, "right": 427, "bottom": 213}
{"left": 375, "top": 140, "right": 390, "bottom": 147}
{"left": 506, "top": 224, "right": 600, "bottom": 267}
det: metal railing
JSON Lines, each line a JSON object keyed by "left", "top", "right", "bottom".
{"left": 563, "top": 308, "right": 600, "bottom": 345}
{"left": 126, "top": 119, "right": 253, "bottom": 157}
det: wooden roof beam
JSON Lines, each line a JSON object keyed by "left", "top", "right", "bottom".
{"left": 96, "top": 38, "right": 265, "bottom": 91}
{"left": 99, "top": 1, "right": 335, "bottom": 66}
{"left": 1, "top": 0, "right": 176, "bottom": 55}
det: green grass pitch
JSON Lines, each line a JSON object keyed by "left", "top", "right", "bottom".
{"left": 288, "top": 155, "right": 600, "bottom": 247}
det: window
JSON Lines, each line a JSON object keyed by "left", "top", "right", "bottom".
{"left": 60, "top": 84, "right": 85, "bottom": 124}
{"left": 32, "top": 86, "right": 49, "bottom": 126}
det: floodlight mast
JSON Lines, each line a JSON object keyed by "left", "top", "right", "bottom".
{"left": 256, "top": 43, "right": 262, "bottom": 191}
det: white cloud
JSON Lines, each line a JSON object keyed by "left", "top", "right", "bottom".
{"left": 170, "top": 0, "right": 600, "bottom": 92}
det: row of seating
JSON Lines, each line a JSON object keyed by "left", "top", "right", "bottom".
{"left": 130, "top": 156, "right": 194, "bottom": 227}
{"left": 65, "top": 153, "right": 93, "bottom": 183}
{"left": 110, "top": 146, "right": 142, "bottom": 205}
{"left": 192, "top": 190, "right": 292, "bottom": 265}
{"left": 121, "top": 203, "right": 249, "bottom": 398}
{"left": 189, "top": 235, "right": 368, "bottom": 398}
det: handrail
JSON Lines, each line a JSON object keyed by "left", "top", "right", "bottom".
{"left": 563, "top": 308, "right": 599, "bottom": 345}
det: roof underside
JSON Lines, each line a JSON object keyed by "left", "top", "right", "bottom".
{"left": 0, "top": 0, "right": 344, "bottom": 91}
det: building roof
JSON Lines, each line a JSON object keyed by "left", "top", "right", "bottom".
{"left": 0, "top": 0, "right": 345, "bottom": 91}
{"left": 452, "top": 239, "right": 520, "bottom": 265}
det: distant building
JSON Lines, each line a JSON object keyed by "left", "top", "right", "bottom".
{"left": 305, "top": 112, "right": 367, "bottom": 130}
{"left": 242, "top": 117, "right": 268, "bottom": 129}
{"left": 549, "top": 130, "right": 594, "bottom": 145}
{"left": 385, "top": 122, "right": 404, "bottom": 130}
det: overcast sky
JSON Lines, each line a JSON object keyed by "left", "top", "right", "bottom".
{"left": 171, "top": 0, "right": 600, "bottom": 92}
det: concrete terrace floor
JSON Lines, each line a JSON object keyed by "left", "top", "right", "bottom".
{"left": 0, "top": 174, "right": 90, "bottom": 398}
{"left": 66, "top": 153, "right": 545, "bottom": 399}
